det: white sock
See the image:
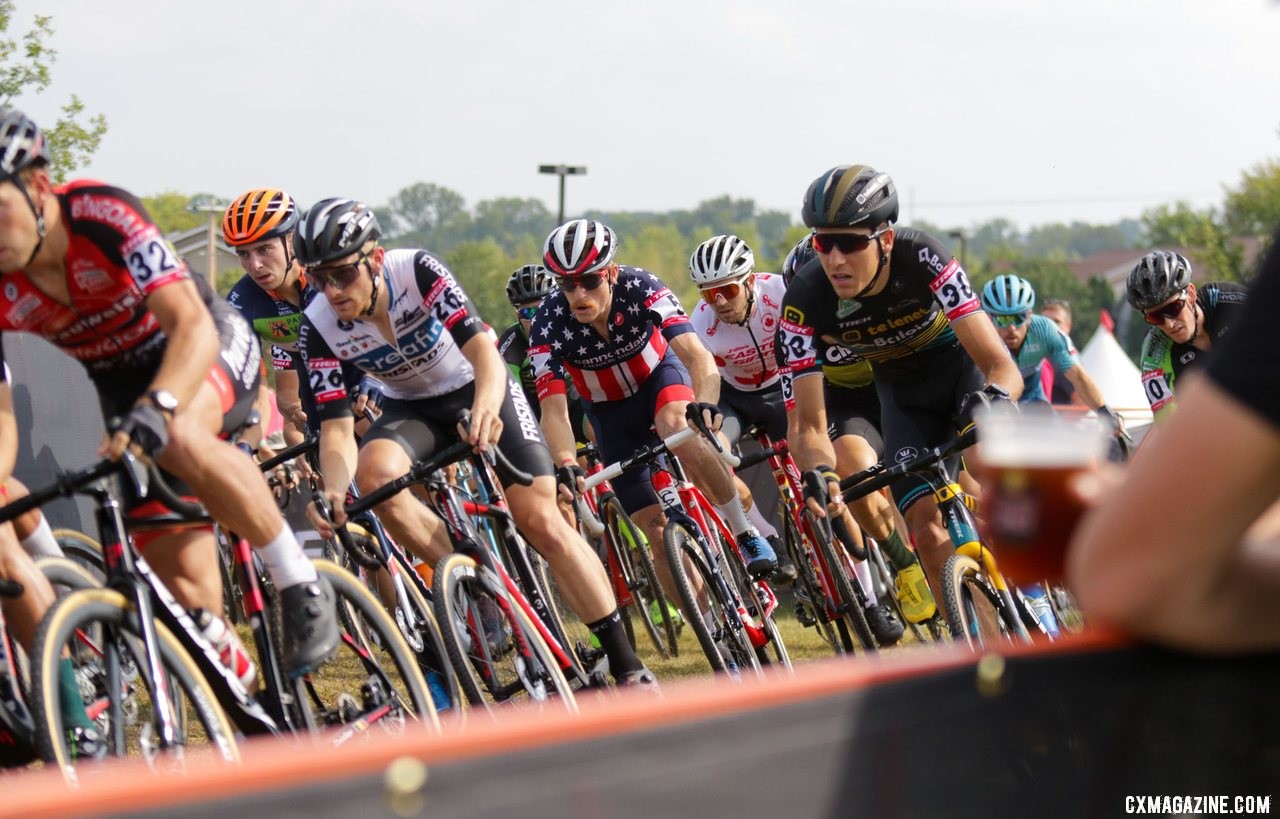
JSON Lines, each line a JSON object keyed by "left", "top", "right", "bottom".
{"left": 853, "top": 559, "right": 878, "bottom": 607}
{"left": 20, "top": 516, "right": 64, "bottom": 560}
{"left": 715, "top": 498, "right": 753, "bottom": 538}
{"left": 255, "top": 523, "right": 318, "bottom": 588}
{"left": 745, "top": 502, "right": 777, "bottom": 540}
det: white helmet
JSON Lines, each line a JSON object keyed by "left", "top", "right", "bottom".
{"left": 689, "top": 234, "right": 754, "bottom": 286}
{"left": 543, "top": 219, "right": 618, "bottom": 276}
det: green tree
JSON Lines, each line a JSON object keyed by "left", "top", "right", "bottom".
{"left": 1224, "top": 157, "right": 1280, "bottom": 242}
{"left": 0, "top": 1, "right": 106, "bottom": 180}
{"left": 1140, "top": 202, "right": 1245, "bottom": 283}
{"left": 142, "top": 191, "right": 205, "bottom": 234}
{"left": 445, "top": 238, "right": 515, "bottom": 327}
{"left": 468, "top": 197, "right": 553, "bottom": 254}
{"left": 381, "top": 182, "right": 471, "bottom": 254}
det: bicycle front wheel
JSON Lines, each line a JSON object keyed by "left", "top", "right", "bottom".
{"left": 803, "top": 508, "right": 877, "bottom": 653}
{"left": 941, "top": 553, "right": 1020, "bottom": 648}
{"left": 663, "top": 521, "right": 759, "bottom": 677}
{"left": 433, "top": 554, "right": 577, "bottom": 714}
{"left": 31, "top": 587, "right": 240, "bottom": 779}
{"left": 51, "top": 528, "right": 104, "bottom": 582}
{"left": 604, "top": 497, "right": 678, "bottom": 658}
{"left": 290, "top": 560, "right": 439, "bottom": 737}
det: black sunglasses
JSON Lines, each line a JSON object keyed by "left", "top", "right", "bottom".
{"left": 1143, "top": 292, "right": 1188, "bottom": 326}
{"left": 555, "top": 272, "right": 608, "bottom": 292}
{"left": 811, "top": 227, "right": 888, "bottom": 255}
{"left": 314, "top": 252, "right": 371, "bottom": 290}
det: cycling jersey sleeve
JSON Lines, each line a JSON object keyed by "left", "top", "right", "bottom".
{"left": 66, "top": 183, "right": 191, "bottom": 296}
{"left": 919, "top": 232, "right": 981, "bottom": 323}
{"left": 411, "top": 251, "right": 487, "bottom": 349}
{"left": 1045, "top": 324, "right": 1080, "bottom": 375}
{"left": 297, "top": 317, "right": 353, "bottom": 422}
{"left": 633, "top": 268, "right": 693, "bottom": 341}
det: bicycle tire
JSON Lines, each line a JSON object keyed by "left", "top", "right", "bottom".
{"left": 294, "top": 560, "right": 439, "bottom": 736}
{"left": 432, "top": 553, "right": 578, "bottom": 714}
{"left": 804, "top": 508, "right": 878, "bottom": 653}
{"left": 51, "top": 528, "right": 105, "bottom": 581}
{"left": 663, "top": 520, "right": 759, "bottom": 676}
{"left": 941, "top": 553, "right": 1020, "bottom": 647}
{"left": 30, "top": 587, "right": 240, "bottom": 778}
{"left": 385, "top": 550, "right": 466, "bottom": 716}
{"left": 525, "top": 547, "right": 594, "bottom": 679}
{"left": 783, "top": 514, "right": 845, "bottom": 655}
{"left": 603, "top": 497, "right": 678, "bottom": 658}
{"left": 720, "top": 529, "right": 791, "bottom": 672}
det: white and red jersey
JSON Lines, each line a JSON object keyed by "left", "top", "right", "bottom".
{"left": 529, "top": 265, "right": 693, "bottom": 404}
{"left": 690, "top": 272, "right": 786, "bottom": 392}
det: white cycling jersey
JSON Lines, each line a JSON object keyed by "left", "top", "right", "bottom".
{"left": 690, "top": 271, "right": 786, "bottom": 392}
{"left": 298, "top": 249, "right": 486, "bottom": 416}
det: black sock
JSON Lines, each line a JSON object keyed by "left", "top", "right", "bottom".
{"left": 586, "top": 610, "right": 645, "bottom": 678}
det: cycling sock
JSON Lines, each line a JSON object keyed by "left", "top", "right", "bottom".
{"left": 852, "top": 559, "right": 877, "bottom": 607}
{"left": 880, "top": 528, "right": 918, "bottom": 572}
{"left": 744, "top": 502, "right": 778, "bottom": 540}
{"left": 256, "top": 523, "right": 319, "bottom": 589}
{"left": 715, "top": 499, "right": 752, "bottom": 538}
{"left": 20, "top": 516, "right": 63, "bottom": 560}
{"left": 586, "top": 610, "right": 644, "bottom": 677}
{"left": 58, "top": 657, "right": 96, "bottom": 731}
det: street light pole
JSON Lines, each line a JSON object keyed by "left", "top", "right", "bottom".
{"left": 538, "top": 164, "right": 587, "bottom": 225}
{"left": 948, "top": 230, "right": 967, "bottom": 271}
{"left": 190, "top": 202, "right": 228, "bottom": 289}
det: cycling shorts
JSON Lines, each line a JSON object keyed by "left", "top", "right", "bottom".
{"left": 825, "top": 382, "right": 883, "bottom": 456}
{"left": 719, "top": 379, "right": 787, "bottom": 444}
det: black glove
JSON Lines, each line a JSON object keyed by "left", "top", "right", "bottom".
{"left": 113, "top": 404, "right": 171, "bottom": 458}
{"left": 556, "top": 463, "right": 585, "bottom": 493}
{"left": 958, "top": 384, "right": 1013, "bottom": 430}
{"left": 349, "top": 379, "right": 384, "bottom": 419}
{"left": 802, "top": 465, "right": 840, "bottom": 505}
{"left": 685, "top": 401, "right": 723, "bottom": 432}
{"left": 1096, "top": 405, "right": 1121, "bottom": 431}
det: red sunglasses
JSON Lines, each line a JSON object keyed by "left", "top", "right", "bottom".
{"left": 700, "top": 279, "right": 747, "bottom": 301}
{"left": 1143, "top": 292, "right": 1188, "bottom": 325}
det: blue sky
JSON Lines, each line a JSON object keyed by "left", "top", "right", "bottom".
{"left": 24, "top": 0, "right": 1280, "bottom": 232}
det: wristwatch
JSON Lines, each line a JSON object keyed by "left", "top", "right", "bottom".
{"left": 147, "top": 389, "right": 180, "bottom": 416}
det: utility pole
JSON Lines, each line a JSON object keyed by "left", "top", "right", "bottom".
{"left": 948, "top": 229, "right": 968, "bottom": 271}
{"left": 538, "top": 164, "right": 587, "bottom": 225}
{"left": 190, "top": 201, "right": 228, "bottom": 290}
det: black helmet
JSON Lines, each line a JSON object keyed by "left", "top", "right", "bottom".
{"left": 1127, "top": 250, "right": 1192, "bottom": 311}
{"left": 0, "top": 108, "right": 50, "bottom": 183}
{"left": 781, "top": 236, "right": 818, "bottom": 287}
{"left": 294, "top": 198, "right": 382, "bottom": 268}
{"left": 801, "top": 164, "right": 899, "bottom": 230}
{"left": 506, "top": 264, "right": 554, "bottom": 305}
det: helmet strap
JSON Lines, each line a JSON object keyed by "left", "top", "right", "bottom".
{"left": 853, "top": 237, "right": 890, "bottom": 299}
{"left": 362, "top": 265, "right": 380, "bottom": 317}
{"left": 1187, "top": 301, "right": 1202, "bottom": 345}
{"left": 729, "top": 284, "right": 756, "bottom": 327}
{"left": 16, "top": 179, "right": 46, "bottom": 268}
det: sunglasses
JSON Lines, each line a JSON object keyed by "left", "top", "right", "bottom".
{"left": 313, "top": 252, "right": 370, "bottom": 290}
{"left": 1143, "top": 293, "right": 1188, "bottom": 325}
{"left": 811, "top": 227, "right": 889, "bottom": 255}
{"left": 515, "top": 305, "right": 539, "bottom": 320}
{"left": 700, "top": 279, "right": 747, "bottom": 302}
{"left": 555, "top": 272, "right": 607, "bottom": 293}
{"left": 988, "top": 311, "right": 1030, "bottom": 329}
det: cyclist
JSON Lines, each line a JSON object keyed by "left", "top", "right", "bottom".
{"left": 980, "top": 274, "right": 1123, "bottom": 427}
{"left": 1037, "top": 297, "right": 1077, "bottom": 405}
{"left": 0, "top": 109, "right": 338, "bottom": 741}
{"left": 780, "top": 165, "right": 1022, "bottom": 611}
{"left": 1127, "top": 251, "right": 1247, "bottom": 423}
{"left": 531, "top": 219, "right": 786, "bottom": 621}
{"left": 779, "top": 237, "right": 934, "bottom": 635}
{"left": 295, "top": 200, "right": 656, "bottom": 691}
{"left": 223, "top": 188, "right": 381, "bottom": 451}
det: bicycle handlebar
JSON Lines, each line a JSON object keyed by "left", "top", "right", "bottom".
{"left": 0, "top": 452, "right": 209, "bottom": 524}
{"left": 582, "top": 420, "right": 740, "bottom": 493}
{"left": 839, "top": 426, "right": 978, "bottom": 503}
{"left": 257, "top": 437, "right": 318, "bottom": 471}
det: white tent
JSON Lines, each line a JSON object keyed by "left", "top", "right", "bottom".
{"left": 1077, "top": 325, "right": 1153, "bottom": 432}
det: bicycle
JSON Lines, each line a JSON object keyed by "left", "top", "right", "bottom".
{"left": 731, "top": 425, "right": 880, "bottom": 654}
{"left": 4, "top": 452, "right": 435, "bottom": 779}
{"left": 327, "top": 418, "right": 583, "bottom": 714}
{"left": 571, "top": 442, "right": 680, "bottom": 659}
{"left": 585, "top": 424, "right": 790, "bottom": 678}
{"left": 837, "top": 427, "right": 1041, "bottom": 647}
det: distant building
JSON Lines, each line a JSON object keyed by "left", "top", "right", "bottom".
{"left": 167, "top": 224, "right": 241, "bottom": 293}
{"left": 1067, "top": 237, "right": 1265, "bottom": 296}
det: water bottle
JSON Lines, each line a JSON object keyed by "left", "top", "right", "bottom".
{"left": 193, "top": 608, "right": 258, "bottom": 690}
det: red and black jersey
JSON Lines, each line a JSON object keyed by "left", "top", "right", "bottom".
{"left": 0, "top": 180, "right": 196, "bottom": 376}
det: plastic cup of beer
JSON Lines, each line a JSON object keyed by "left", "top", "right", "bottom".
{"left": 974, "top": 405, "right": 1110, "bottom": 585}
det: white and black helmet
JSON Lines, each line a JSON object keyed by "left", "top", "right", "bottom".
{"left": 689, "top": 234, "right": 755, "bottom": 286}
{"left": 294, "top": 198, "right": 382, "bottom": 268}
{"left": 543, "top": 219, "right": 618, "bottom": 276}
{"left": 1127, "top": 250, "right": 1192, "bottom": 311}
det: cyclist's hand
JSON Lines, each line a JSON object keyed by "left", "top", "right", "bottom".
{"left": 958, "top": 384, "right": 1014, "bottom": 431}
{"left": 459, "top": 404, "right": 503, "bottom": 452}
{"left": 349, "top": 380, "right": 384, "bottom": 423}
{"left": 556, "top": 463, "right": 586, "bottom": 504}
{"left": 684, "top": 401, "right": 724, "bottom": 433}
{"left": 1096, "top": 405, "right": 1126, "bottom": 435}
{"left": 281, "top": 404, "right": 308, "bottom": 435}
{"left": 101, "top": 405, "right": 170, "bottom": 462}
{"left": 802, "top": 465, "right": 842, "bottom": 518}
{"left": 306, "top": 488, "right": 347, "bottom": 539}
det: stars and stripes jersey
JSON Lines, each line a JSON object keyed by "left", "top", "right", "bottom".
{"left": 778, "top": 227, "right": 980, "bottom": 382}
{"left": 529, "top": 265, "right": 694, "bottom": 404}
{"left": 298, "top": 248, "right": 487, "bottom": 419}
{"left": 0, "top": 180, "right": 209, "bottom": 377}
{"left": 690, "top": 272, "right": 786, "bottom": 392}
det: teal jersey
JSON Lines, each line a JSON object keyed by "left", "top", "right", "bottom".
{"left": 1011, "top": 314, "right": 1079, "bottom": 402}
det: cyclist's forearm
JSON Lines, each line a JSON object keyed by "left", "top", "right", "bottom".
{"left": 791, "top": 423, "right": 838, "bottom": 473}
{"left": 1064, "top": 366, "right": 1107, "bottom": 410}
{"left": 318, "top": 418, "right": 358, "bottom": 494}
{"left": 539, "top": 394, "right": 577, "bottom": 465}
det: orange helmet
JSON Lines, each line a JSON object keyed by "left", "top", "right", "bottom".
{"left": 222, "top": 188, "right": 299, "bottom": 247}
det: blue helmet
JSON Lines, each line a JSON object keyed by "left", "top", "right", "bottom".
{"left": 981, "top": 274, "right": 1036, "bottom": 315}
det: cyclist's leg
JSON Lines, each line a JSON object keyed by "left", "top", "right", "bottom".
{"left": 352, "top": 402, "right": 453, "bottom": 565}
{"left": 4, "top": 478, "right": 64, "bottom": 561}
{"left": 0, "top": 520, "right": 54, "bottom": 650}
